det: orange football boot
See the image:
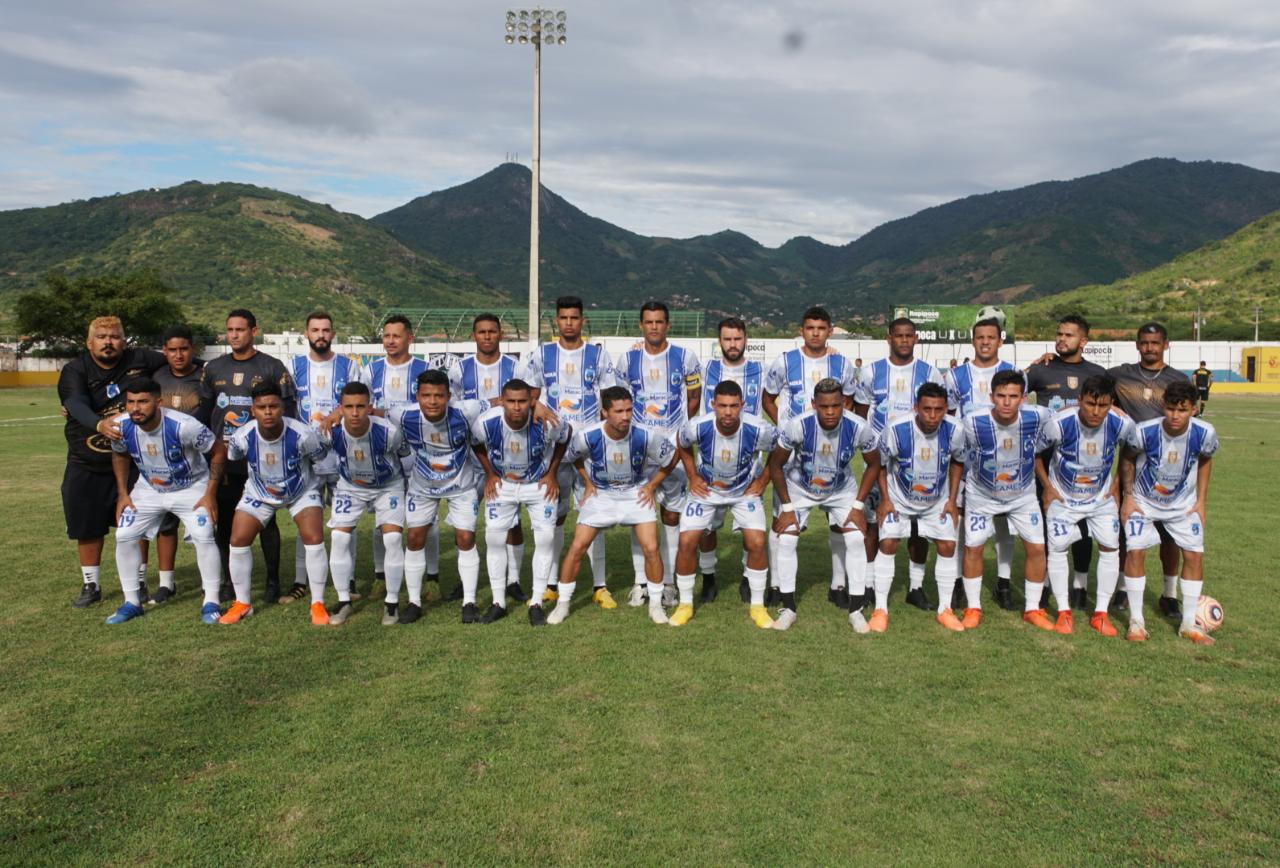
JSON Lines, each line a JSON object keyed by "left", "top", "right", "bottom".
{"left": 1022, "top": 609, "right": 1055, "bottom": 631}
{"left": 961, "top": 608, "right": 982, "bottom": 629}
{"left": 310, "top": 601, "right": 330, "bottom": 626}
{"left": 1054, "top": 611, "right": 1074, "bottom": 635}
{"left": 1089, "top": 612, "right": 1118, "bottom": 637}
{"left": 218, "top": 601, "right": 253, "bottom": 625}
{"left": 1126, "top": 621, "right": 1149, "bottom": 642}
{"left": 868, "top": 608, "right": 889, "bottom": 633}
{"left": 1178, "top": 626, "right": 1215, "bottom": 646}
{"left": 936, "top": 609, "right": 965, "bottom": 632}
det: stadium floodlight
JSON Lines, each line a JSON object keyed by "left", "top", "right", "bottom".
{"left": 504, "top": 9, "right": 568, "bottom": 344}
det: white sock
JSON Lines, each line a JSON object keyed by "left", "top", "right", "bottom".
{"left": 1073, "top": 570, "right": 1089, "bottom": 591}
{"left": 404, "top": 546, "right": 426, "bottom": 606}
{"left": 934, "top": 555, "right": 958, "bottom": 614}
{"left": 304, "top": 543, "right": 328, "bottom": 604}
{"left": 373, "top": 528, "right": 386, "bottom": 573}
{"left": 698, "top": 548, "right": 717, "bottom": 575}
{"left": 559, "top": 580, "right": 576, "bottom": 605}
{"left": 229, "top": 545, "right": 253, "bottom": 604}
{"left": 963, "top": 576, "right": 983, "bottom": 610}
{"left": 458, "top": 546, "right": 480, "bottom": 605}
{"left": 1125, "top": 574, "right": 1146, "bottom": 623}
{"left": 841, "top": 532, "right": 867, "bottom": 597}
{"left": 908, "top": 559, "right": 925, "bottom": 592}
{"left": 294, "top": 536, "right": 307, "bottom": 584}
{"left": 382, "top": 531, "right": 404, "bottom": 600}
{"left": 768, "top": 530, "right": 780, "bottom": 590}
{"left": 384, "top": 537, "right": 405, "bottom": 603}
{"left": 1023, "top": 580, "right": 1043, "bottom": 613}
{"left": 1163, "top": 574, "right": 1178, "bottom": 599}
{"left": 194, "top": 541, "right": 221, "bottom": 605}
{"left": 81, "top": 565, "right": 101, "bottom": 587}
{"left": 507, "top": 542, "right": 524, "bottom": 585}
{"left": 329, "top": 532, "right": 355, "bottom": 603}
{"left": 1179, "top": 578, "right": 1202, "bottom": 631}
{"left": 1047, "top": 549, "right": 1070, "bottom": 612}
{"left": 1094, "top": 550, "right": 1119, "bottom": 614}
{"left": 588, "top": 535, "right": 607, "bottom": 588}
{"left": 630, "top": 533, "right": 646, "bottom": 585}
{"left": 115, "top": 539, "right": 143, "bottom": 605}
{"left": 552, "top": 525, "right": 565, "bottom": 585}
{"left": 424, "top": 523, "right": 440, "bottom": 575}
{"left": 676, "top": 572, "right": 695, "bottom": 605}
{"left": 995, "top": 521, "right": 1013, "bottom": 580}
{"left": 829, "top": 529, "right": 846, "bottom": 590}
{"left": 530, "top": 525, "right": 555, "bottom": 602}
{"left": 159, "top": 570, "right": 175, "bottom": 590}
{"left": 647, "top": 580, "right": 665, "bottom": 610}
{"left": 487, "top": 527, "right": 510, "bottom": 604}
{"left": 745, "top": 567, "right": 767, "bottom": 606}
{"left": 662, "top": 525, "right": 678, "bottom": 586}
{"left": 874, "top": 551, "right": 895, "bottom": 610}
{"left": 775, "top": 533, "right": 799, "bottom": 594}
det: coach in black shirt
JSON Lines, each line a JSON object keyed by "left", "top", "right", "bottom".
{"left": 58, "top": 315, "right": 165, "bottom": 607}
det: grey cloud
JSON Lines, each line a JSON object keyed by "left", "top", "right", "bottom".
{"left": 0, "top": 47, "right": 132, "bottom": 97}
{"left": 224, "top": 58, "right": 376, "bottom": 136}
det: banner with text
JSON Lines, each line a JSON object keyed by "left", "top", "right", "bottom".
{"left": 893, "top": 304, "right": 1016, "bottom": 343}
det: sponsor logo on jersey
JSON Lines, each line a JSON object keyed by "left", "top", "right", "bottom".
{"left": 106, "top": 383, "right": 120, "bottom": 399}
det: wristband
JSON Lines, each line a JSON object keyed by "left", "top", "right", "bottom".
{"left": 779, "top": 503, "right": 795, "bottom": 513}
{"left": 849, "top": 498, "right": 864, "bottom": 510}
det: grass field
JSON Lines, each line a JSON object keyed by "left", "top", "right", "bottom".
{"left": 1, "top": 386, "right": 1278, "bottom": 865}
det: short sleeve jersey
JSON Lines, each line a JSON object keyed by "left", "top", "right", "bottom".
{"left": 763, "top": 349, "right": 856, "bottom": 422}
{"left": 523, "top": 342, "right": 616, "bottom": 425}
{"left": 778, "top": 410, "right": 877, "bottom": 498}
{"left": 59, "top": 347, "right": 167, "bottom": 470}
{"left": 471, "top": 406, "right": 570, "bottom": 483}
{"left": 854, "top": 358, "right": 946, "bottom": 433}
{"left": 1108, "top": 363, "right": 1189, "bottom": 423}
{"left": 198, "top": 351, "right": 296, "bottom": 443}
{"left": 678, "top": 413, "right": 776, "bottom": 501}
{"left": 111, "top": 408, "right": 216, "bottom": 494}
{"left": 290, "top": 354, "right": 365, "bottom": 423}
{"left": 567, "top": 421, "right": 675, "bottom": 491}
{"left": 367, "top": 357, "right": 430, "bottom": 412}
{"left": 944, "top": 360, "right": 1017, "bottom": 416}
{"left": 227, "top": 417, "right": 328, "bottom": 504}
{"left": 153, "top": 360, "right": 204, "bottom": 416}
{"left": 702, "top": 359, "right": 765, "bottom": 415}
{"left": 325, "top": 416, "right": 407, "bottom": 489}
{"left": 1124, "top": 417, "right": 1219, "bottom": 517}
{"left": 1036, "top": 407, "right": 1134, "bottom": 507}
{"left": 391, "top": 399, "right": 488, "bottom": 495}
{"left": 960, "top": 405, "right": 1052, "bottom": 507}
{"left": 449, "top": 354, "right": 520, "bottom": 403}
{"left": 616, "top": 344, "right": 702, "bottom": 435}
{"left": 1024, "top": 357, "right": 1106, "bottom": 411}
{"left": 879, "top": 415, "right": 967, "bottom": 511}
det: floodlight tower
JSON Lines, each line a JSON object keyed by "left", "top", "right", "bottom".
{"left": 505, "top": 8, "right": 567, "bottom": 344}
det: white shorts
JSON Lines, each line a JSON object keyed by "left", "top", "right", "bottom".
{"left": 329, "top": 480, "right": 407, "bottom": 530}
{"left": 484, "top": 480, "right": 559, "bottom": 532}
{"left": 1123, "top": 508, "right": 1204, "bottom": 554}
{"left": 117, "top": 483, "right": 217, "bottom": 544}
{"left": 406, "top": 484, "right": 480, "bottom": 532}
{"left": 576, "top": 488, "right": 658, "bottom": 528}
{"left": 657, "top": 463, "right": 689, "bottom": 514}
{"left": 1046, "top": 498, "right": 1120, "bottom": 551}
{"left": 236, "top": 487, "right": 324, "bottom": 525}
{"left": 881, "top": 505, "right": 957, "bottom": 543}
{"left": 777, "top": 488, "right": 862, "bottom": 533}
{"left": 964, "top": 494, "right": 1043, "bottom": 547}
{"left": 679, "top": 495, "right": 766, "bottom": 534}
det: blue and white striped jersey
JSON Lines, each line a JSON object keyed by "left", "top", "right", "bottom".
{"left": 567, "top": 421, "right": 675, "bottom": 491}
{"left": 702, "top": 359, "right": 765, "bottom": 416}
{"left": 290, "top": 354, "right": 364, "bottom": 424}
{"left": 471, "top": 405, "right": 570, "bottom": 484}
{"left": 366, "top": 357, "right": 430, "bottom": 412}
{"left": 960, "top": 406, "right": 1052, "bottom": 507}
{"left": 854, "top": 358, "right": 946, "bottom": 433}
{"left": 1124, "top": 416, "right": 1219, "bottom": 516}
{"left": 777, "top": 410, "right": 877, "bottom": 498}
{"left": 523, "top": 342, "right": 616, "bottom": 425}
{"left": 617, "top": 344, "right": 702, "bottom": 434}
{"left": 943, "top": 360, "right": 1017, "bottom": 417}
{"left": 325, "top": 416, "right": 407, "bottom": 489}
{"left": 1036, "top": 407, "right": 1132, "bottom": 507}
{"left": 879, "top": 415, "right": 967, "bottom": 510}
{"left": 678, "top": 412, "right": 776, "bottom": 501}
{"left": 228, "top": 417, "right": 328, "bottom": 504}
{"left": 763, "top": 349, "right": 857, "bottom": 422}
{"left": 111, "top": 409, "right": 215, "bottom": 494}
{"left": 391, "top": 399, "right": 488, "bottom": 495}
{"left": 449, "top": 353, "right": 520, "bottom": 403}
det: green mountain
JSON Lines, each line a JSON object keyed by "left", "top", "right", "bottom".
{"left": 373, "top": 159, "right": 1280, "bottom": 326}
{"left": 0, "top": 181, "right": 500, "bottom": 333}
{"left": 1017, "top": 210, "right": 1280, "bottom": 340}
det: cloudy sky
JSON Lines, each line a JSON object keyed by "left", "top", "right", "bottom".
{"left": 2, "top": 1, "right": 1278, "bottom": 246}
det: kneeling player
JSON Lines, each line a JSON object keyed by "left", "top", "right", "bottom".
{"left": 393, "top": 371, "right": 489, "bottom": 624}
{"left": 1034, "top": 375, "right": 1133, "bottom": 636}
{"left": 874, "top": 382, "right": 966, "bottom": 632}
{"left": 324, "top": 382, "right": 408, "bottom": 626}
{"left": 946, "top": 370, "right": 1055, "bottom": 630}
{"left": 220, "top": 382, "right": 332, "bottom": 626}
{"left": 1118, "top": 381, "right": 1218, "bottom": 644}
{"left": 107, "top": 378, "right": 225, "bottom": 624}
{"left": 672, "top": 381, "right": 776, "bottom": 628}
{"left": 767, "top": 378, "right": 879, "bottom": 632}
{"left": 549, "top": 386, "right": 677, "bottom": 625}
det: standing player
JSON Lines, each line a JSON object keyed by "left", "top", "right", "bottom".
{"left": 1118, "top": 381, "right": 1218, "bottom": 645}
{"left": 59, "top": 316, "right": 165, "bottom": 608}
{"left": 767, "top": 379, "right": 879, "bottom": 632}
{"left": 762, "top": 306, "right": 858, "bottom": 609}
{"left": 671, "top": 381, "right": 776, "bottom": 628}
{"left": 524, "top": 296, "right": 617, "bottom": 607}
{"left": 392, "top": 371, "right": 490, "bottom": 624}
{"left": 615, "top": 301, "right": 701, "bottom": 608}
{"left": 1034, "top": 375, "right": 1133, "bottom": 636}
{"left": 290, "top": 311, "right": 364, "bottom": 599}
{"left": 197, "top": 309, "right": 294, "bottom": 604}
{"left": 1108, "top": 322, "right": 1190, "bottom": 620}
{"left": 549, "top": 386, "right": 678, "bottom": 625}
{"left": 105, "top": 378, "right": 225, "bottom": 625}
{"left": 873, "top": 383, "right": 967, "bottom": 633}
{"left": 946, "top": 370, "right": 1055, "bottom": 631}
{"left": 853, "top": 318, "right": 945, "bottom": 611}
{"left": 1193, "top": 361, "right": 1212, "bottom": 417}
{"left": 698, "top": 316, "right": 765, "bottom": 603}
{"left": 218, "top": 382, "right": 330, "bottom": 625}
{"left": 471, "top": 379, "right": 571, "bottom": 626}
{"left": 324, "top": 382, "right": 408, "bottom": 626}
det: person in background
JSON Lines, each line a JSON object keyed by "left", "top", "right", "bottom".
{"left": 1193, "top": 361, "right": 1213, "bottom": 417}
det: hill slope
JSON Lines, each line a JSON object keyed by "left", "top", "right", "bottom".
{"left": 0, "top": 182, "right": 501, "bottom": 332}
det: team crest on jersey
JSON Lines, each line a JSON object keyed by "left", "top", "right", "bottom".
{"left": 171, "top": 395, "right": 182, "bottom": 408}
{"left": 317, "top": 375, "right": 326, "bottom": 388}
{"left": 648, "top": 368, "right": 661, "bottom": 382}
{"left": 1086, "top": 442, "right": 1098, "bottom": 456}
{"left": 265, "top": 453, "right": 277, "bottom": 466}
{"left": 612, "top": 452, "right": 624, "bottom": 464}
{"left": 146, "top": 443, "right": 158, "bottom": 457}
{"left": 509, "top": 440, "right": 522, "bottom": 455}
{"left": 390, "top": 496, "right": 398, "bottom": 509}
{"left": 106, "top": 383, "right": 120, "bottom": 399}
{"left": 894, "top": 378, "right": 905, "bottom": 393}
{"left": 1167, "top": 450, "right": 1179, "bottom": 464}
{"left": 819, "top": 442, "right": 832, "bottom": 457}
{"left": 354, "top": 449, "right": 365, "bottom": 461}
{"left": 920, "top": 446, "right": 932, "bottom": 461}
{"left": 232, "top": 373, "right": 244, "bottom": 386}
{"left": 565, "top": 362, "right": 576, "bottom": 375}
{"left": 430, "top": 433, "right": 442, "bottom": 444}
{"left": 1002, "top": 437, "right": 1013, "bottom": 451}
{"left": 483, "top": 377, "right": 493, "bottom": 391}
{"left": 720, "top": 448, "right": 732, "bottom": 463}
{"left": 1067, "top": 376, "right": 1079, "bottom": 389}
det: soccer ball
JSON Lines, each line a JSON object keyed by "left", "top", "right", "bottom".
{"left": 975, "top": 305, "right": 1007, "bottom": 329}
{"left": 1195, "top": 595, "right": 1223, "bottom": 632}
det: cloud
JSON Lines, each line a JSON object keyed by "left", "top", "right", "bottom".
{"left": 224, "top": 58, "right": 376, "bottom": 136}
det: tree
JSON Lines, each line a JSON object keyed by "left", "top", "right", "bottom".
{"left": 14, "top": 270, "right": 200, "bottom": 353}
